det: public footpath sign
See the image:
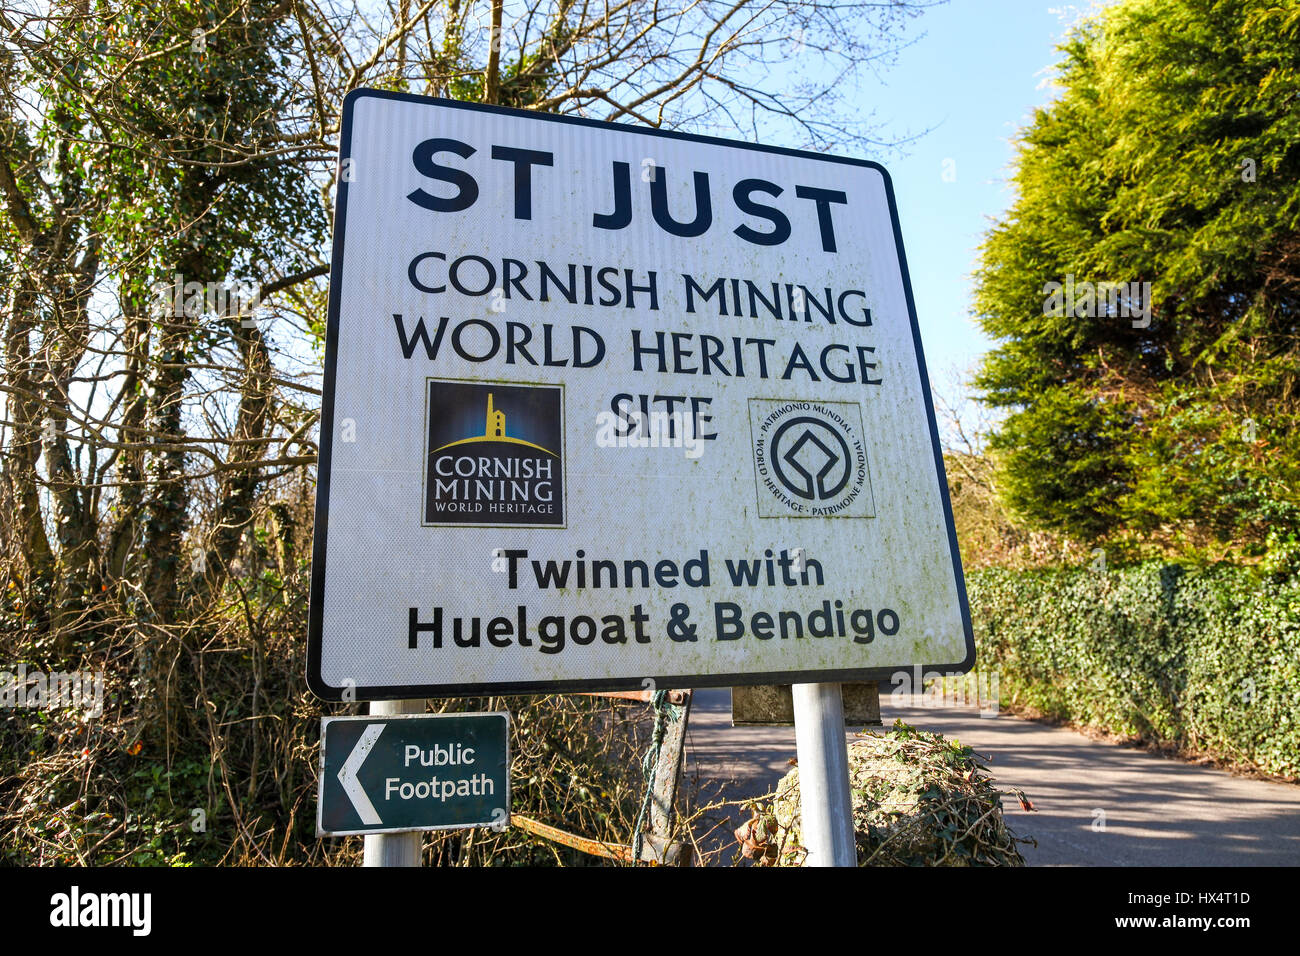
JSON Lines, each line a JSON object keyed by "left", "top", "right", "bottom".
{"left": 317, "top": 713, "right": 509, "bottom": 836}
{"left": 308, "top": 89, "right": 975, "bottom": 700}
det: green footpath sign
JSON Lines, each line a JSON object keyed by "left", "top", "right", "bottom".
{"left": 317, "top": 712, "right": 509, "bottom": 836}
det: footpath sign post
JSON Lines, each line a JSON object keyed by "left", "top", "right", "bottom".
{"left": 311, "top": 90, "right": 974, "bottom": 866}
{"left": 361, "top": 700, "right": 421, "bottom": 867}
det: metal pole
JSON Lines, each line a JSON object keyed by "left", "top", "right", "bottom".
{"left": 362, "top": 699, "right": 425, "bottom": 867}
{"left": 639, "top": 689, "right": 694, "bottom": 865}
{"left": 791, "top": 682, "right": 857, "bottom": 866}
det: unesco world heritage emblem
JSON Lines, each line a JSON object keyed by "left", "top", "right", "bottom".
{"left": 423, "top": 380, "right": 565, "bottom": 527}
{"left": 749, "top": 398, "right": 876, "bottom": 518}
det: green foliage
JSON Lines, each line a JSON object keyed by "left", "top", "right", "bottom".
{"left": 0, "top": 696, "right": 217, "bottom": 866}
{"left": 973, "top": 0, "right": 1300, "bottom": 557}
{"left": 970, "top": 562, "right": 1300, "bottom": 777}
{"left": 989, "top": 388, "right": 1132, "bottom": 538}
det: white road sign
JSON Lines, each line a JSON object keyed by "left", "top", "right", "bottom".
{"left": 308, "top": 90, "right": 974, "bottom": 699}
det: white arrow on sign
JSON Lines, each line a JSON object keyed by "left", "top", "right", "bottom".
{"left": 337, "top": 722, "right": 386, "bottom": 825}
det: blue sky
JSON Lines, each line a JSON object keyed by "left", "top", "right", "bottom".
{"left": 849, "top": 2, "right": 1090, "bottom": 399}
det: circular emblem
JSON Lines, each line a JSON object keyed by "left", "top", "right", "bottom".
{"left": 769, "top": 416, "right": 853, "bottom": 501}
{"left": 750, "top": 400, "right": 873, "bottom": 518}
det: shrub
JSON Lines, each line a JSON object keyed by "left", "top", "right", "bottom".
{"left": 741, "top": 721, "right": 1031, "bottom": 866}
{"left": 969, "top": 562, "right": 1300, "bottom": 777}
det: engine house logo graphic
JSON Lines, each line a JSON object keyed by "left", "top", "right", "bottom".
{"left": 423, "top": 380, "right": 565, "bottom": 527}
{"left": 748, "top": 399, "right": 876, "bottom": 518}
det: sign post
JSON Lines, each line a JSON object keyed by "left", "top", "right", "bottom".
{"left": 311, "top": 90, "right": 974, "bottom": 866}
{"left": 792, "top": 682, "right": 856, "bottom": 865}
{"left": 361, "top": 699, "right": 424, "bottom": 867}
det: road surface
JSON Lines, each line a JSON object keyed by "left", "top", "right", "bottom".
{"left": 683, "top": 688, "right": 1300, "bottom": 866}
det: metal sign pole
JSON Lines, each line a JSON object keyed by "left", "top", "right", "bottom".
{"left": 362, "top": 699, "right": 425, "bottom": 867}
{"left": 791, "top": 682, "right": 857, "bottom": 866}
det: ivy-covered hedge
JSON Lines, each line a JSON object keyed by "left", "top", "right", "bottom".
{"left": 967, "top": 563, "right": 1300, "bottom": 778}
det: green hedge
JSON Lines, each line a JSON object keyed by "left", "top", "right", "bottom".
{"left": 967, "top": 563, "right": 1300, "bottom": 778}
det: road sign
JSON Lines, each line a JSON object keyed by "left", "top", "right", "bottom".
{"left": 317, "top": 712, "right": 509, "bottom": 836}
{"left": 308, "top": 89, "right": 974, "bottom": 700}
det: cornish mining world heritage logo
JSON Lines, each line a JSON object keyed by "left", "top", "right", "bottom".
{"left": 749, "top": 398, "right": 876, "bottom": 518}
{"left": 424, "top": 379, "right": 565, "bottom": 527}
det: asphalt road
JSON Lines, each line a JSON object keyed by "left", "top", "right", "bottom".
{"left": 683, "top": 688, "right": 1300, "bottom": 866}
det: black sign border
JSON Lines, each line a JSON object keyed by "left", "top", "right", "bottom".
{"left": 307, "top": 88, "right": 976, "bottom": 701}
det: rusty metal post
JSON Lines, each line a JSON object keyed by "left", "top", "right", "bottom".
{"left": 638, "top": 689, "right": 693, "bottom": 865}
